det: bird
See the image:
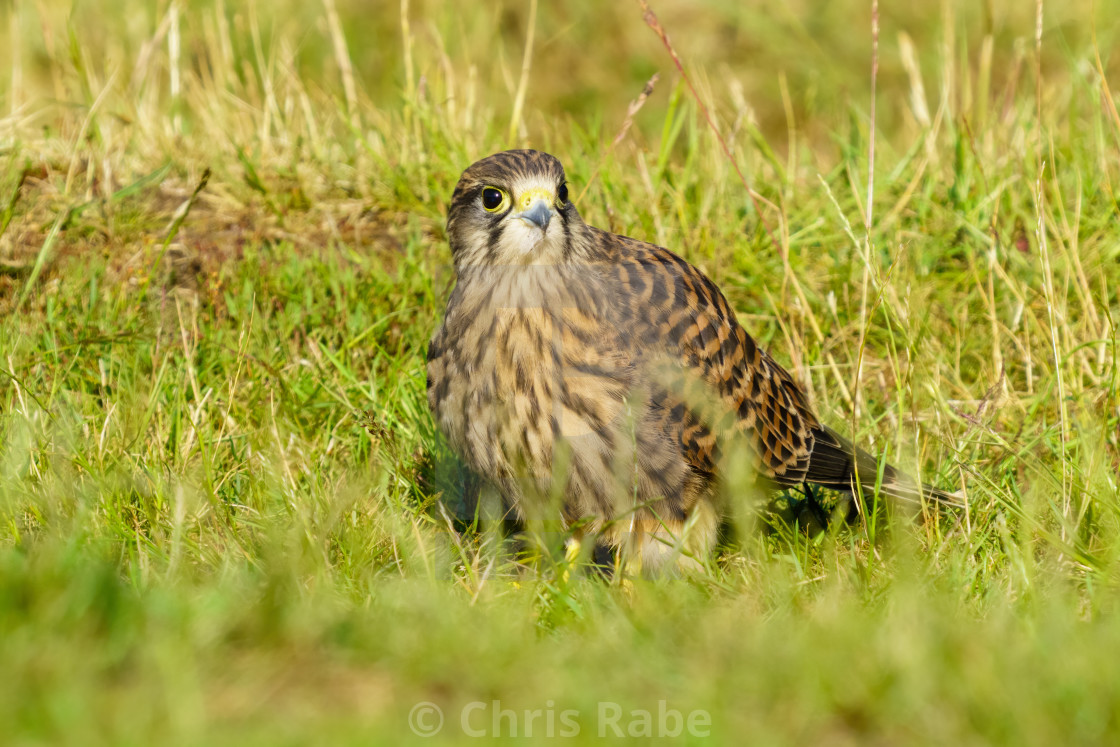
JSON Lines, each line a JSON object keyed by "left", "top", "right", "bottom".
{"left": 426, "top": 149, "right": 957, "bottom": 573}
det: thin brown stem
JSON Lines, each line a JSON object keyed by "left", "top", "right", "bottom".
{"left": 636, "top": 0, "right": 783, "bottom": 258}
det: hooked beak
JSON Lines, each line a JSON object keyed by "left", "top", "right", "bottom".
{"left": 519, "top": 199, "right": 552, "bottom": 232}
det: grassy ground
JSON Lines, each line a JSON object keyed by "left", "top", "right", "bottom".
{"left": 3, "top": 0, "right": 1120, "bottom": 743}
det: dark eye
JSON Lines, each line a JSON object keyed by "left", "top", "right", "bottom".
{"left": 557, "top": 183, "right": 568, "bottom": 203}
{"left": 481, "top": 187, "right": 506, "bottom": 212}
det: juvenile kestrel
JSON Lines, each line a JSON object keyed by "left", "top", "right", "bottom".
{"left": 427, "top": 150, "right": 955, "bottom": 572}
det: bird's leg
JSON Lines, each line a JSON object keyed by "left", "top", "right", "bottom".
{"left": 559, "top": 532, "right": 617, "bottom": 581}
{"left": 560, "top": 534, "right": 581, "bottom": 585}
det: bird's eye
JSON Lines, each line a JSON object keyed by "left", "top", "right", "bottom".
{"left": 557, "top": 183, "right": 568, "bottom": 204}
{"left": 481, "top": 187, "right": 508, "bottom": 212}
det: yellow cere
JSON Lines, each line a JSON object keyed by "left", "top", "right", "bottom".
{"left": 517, "top": 187, "right": 557, "bottom": 211}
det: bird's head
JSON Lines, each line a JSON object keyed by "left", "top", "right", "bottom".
{"left": 446, "top": 150, "right": 583, "bottom": 267}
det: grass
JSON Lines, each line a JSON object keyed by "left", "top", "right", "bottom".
{"left": 2, "top": 0, "right": 1120, "bottom": 743}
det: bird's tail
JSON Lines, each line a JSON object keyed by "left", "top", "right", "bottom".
{"left": 872, "top": 468, "right": 965, "bottom": 508}
{"left": 807, "top": 426, "right": 964, "bottom": 509}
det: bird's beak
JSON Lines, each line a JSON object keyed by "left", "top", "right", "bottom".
{"left": 517, "top": 190, "right": 554, "bottom": 232}
{"left": 520, "top": 200, "right": 552, "bottom": 232}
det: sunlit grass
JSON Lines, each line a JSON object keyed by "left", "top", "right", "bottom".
{"left": 2, "top": 0, "right": 1120, "bottom": 743}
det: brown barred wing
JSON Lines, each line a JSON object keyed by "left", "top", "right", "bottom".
{"left": 598, "top": 228, "right": 824, "bottom": 487}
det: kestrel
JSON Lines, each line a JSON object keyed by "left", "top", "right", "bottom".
{"left": 427, "top": 150, "right": 956, "bottom": 572}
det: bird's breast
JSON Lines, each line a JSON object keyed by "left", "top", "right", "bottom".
{"left": 428, "top": 268, "right": 632, "bottom": 497}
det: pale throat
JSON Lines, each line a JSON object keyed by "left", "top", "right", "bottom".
{"left": 498, "top": 220, "right": 564, "bottom": 263}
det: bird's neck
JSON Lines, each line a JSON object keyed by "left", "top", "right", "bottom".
{"left": 450, "top": 261, "right": 608, "bottom": 319}
{"left": 445, "top": 220, "right": 611, "bottom": 323}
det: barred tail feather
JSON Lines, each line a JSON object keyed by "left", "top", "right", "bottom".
{"left": 804, "top": 426, "right": 963, "bottom": 509}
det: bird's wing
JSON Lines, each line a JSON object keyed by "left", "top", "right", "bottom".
{"left": 599, "top": 229, "right": 822, "bottom": 486}
{"left": 597, "top": 229, "right": 960, "bottom": 506}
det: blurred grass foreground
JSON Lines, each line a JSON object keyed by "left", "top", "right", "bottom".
{"left": 3, "top": 0, "right": 1120, "bottom": 743}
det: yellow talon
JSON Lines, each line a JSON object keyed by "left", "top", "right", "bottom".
{"left": 561, "top": 537, "right": 581, "bottom": 584}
